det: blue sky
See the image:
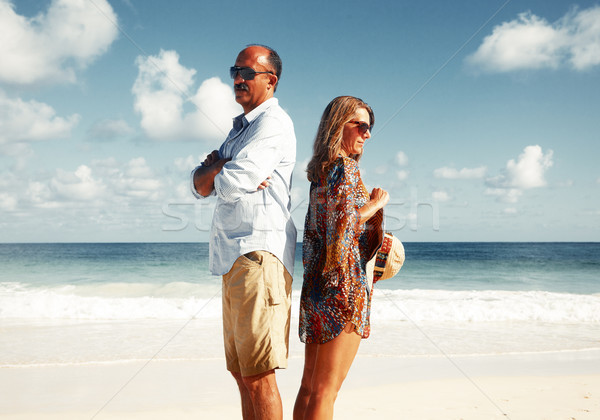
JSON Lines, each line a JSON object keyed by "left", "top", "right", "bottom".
{"left": 1, "top": 0, "right": 599, "bottom": 242}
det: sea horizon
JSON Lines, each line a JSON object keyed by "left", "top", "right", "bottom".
{"left": 2, "top": 240, "right": 599, "bottom": 244}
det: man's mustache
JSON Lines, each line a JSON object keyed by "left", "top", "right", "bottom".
{"left": 234, "top": 83, "right": 249, "bottom": 92}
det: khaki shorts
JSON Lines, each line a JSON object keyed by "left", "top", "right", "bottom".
{"left": 222, "top": 251, "right": 292, "bottom": 377}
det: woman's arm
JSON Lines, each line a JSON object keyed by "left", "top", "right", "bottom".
{"left": 359, "top": 187, "right": 389, "bottom": 224}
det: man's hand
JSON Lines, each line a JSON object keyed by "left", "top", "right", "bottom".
{"left": 193, "top": 151, "right": 231, "bottom": 197}
{"left": 203, "top": 150, "right": 220, "bottom": 167}
{"left": 257, "top": 176, "right": 272, "bottom": 190}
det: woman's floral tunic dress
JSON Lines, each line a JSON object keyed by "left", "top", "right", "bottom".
{"left": 299, "top": 156, "right": 373, "bottom": 343}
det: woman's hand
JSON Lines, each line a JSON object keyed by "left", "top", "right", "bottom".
{"left": 359, "top": 188, "right": 390, "bottom": 223}
{"left": 370, "top": 188, "right": 389, "bottom": 209}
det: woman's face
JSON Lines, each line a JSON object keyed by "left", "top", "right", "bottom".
{"left": 340, "top": 107, "right": 372, "bottom": 156}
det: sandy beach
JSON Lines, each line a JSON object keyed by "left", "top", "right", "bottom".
{"left": 2, "top": 350, "right": 599, "bottom": 419}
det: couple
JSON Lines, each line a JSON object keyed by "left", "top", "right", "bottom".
{"left": 191, "top": 45, "right": 389, "bottom": 420}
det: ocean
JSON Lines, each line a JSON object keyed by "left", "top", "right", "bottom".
{"left": 1, "top": 242, "right": 599, "bottom": 368}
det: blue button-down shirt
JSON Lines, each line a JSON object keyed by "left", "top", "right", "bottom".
{"left": 191, "top": 98, "right": 297, "bottom": 276}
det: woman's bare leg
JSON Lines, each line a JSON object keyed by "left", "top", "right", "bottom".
{"left": 293, "top": 343, "right": 318, "bottom": 420}
{"left": 303, "top": 323, "right": 361, "bottom": 420}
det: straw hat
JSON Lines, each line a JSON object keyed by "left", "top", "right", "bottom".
{"left": 366, "top": 232, "right": 405, "bottom": 291}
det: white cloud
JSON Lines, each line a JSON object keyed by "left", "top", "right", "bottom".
{"left": 132, "top": 50, "right": 240, "bottom": 142}
{"left": 567, "top": 6, "right": 600, "bottom": 70}
{"left": 125, "top": 157, "right": 152, "bottom": 177}
{"left": 4, "top": 155, "right": 199, "bottom": 239}
{"left": 369, "top": 151, "right": 408, "bottom": 177}
{"left": 374, "top": 165, "right": 387, "bottom": 175}
{"left": 468, "top": 12, "right": 564, "bottom": 71}
{"left": 432, "top": 191, "right": 450, "bottom": 202}
{"left": 485, "top": 145, "right": 553, "bottom": 203}
{"left": 188, "top": 77, "right": 242, "bottom": 139}
{"left": 0, "top": 192, "right": 17, "bottom": 211}
{"left": 467, "top": 6, "right": 600, "bottom": 72}
{"left": 395, "top": 151, "right": 409, "bottom": 166}
{"left": 0, "top": 0, "right": 119, "bottom": 85}
{"left": 396, "top": 170, "right": 409, "bottom": 181}
{"left": 21, "top": 157, "right": 166, "bottom": 209}
{"left": 0, "top": 90, "right": 80, "bottom": 155}
{"left": 174, "top": 182, "right": 193, "bottom": 201}
{"left": 132, "top": 49, "right": 195, "bottom": 140}
{"left": 434, "top": 166, "right": 487, "bottom": 179}
{"left": 26, "top": 180, "right": 56, "bottom": 208}
{"left": 505, "top": 145, "right": 553, "bottom": 189}
{"left": 109, "top": 157, "right": 164, "bottom": 200}
{"left": 49, "top": 165, "right": 106, "bottom": 201}
{"left": 174, "top": 155, "right": 198, "bottom": 172}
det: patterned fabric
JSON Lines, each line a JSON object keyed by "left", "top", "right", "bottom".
{"left": 299, "top": 156, "right": 372, "bottom": 343}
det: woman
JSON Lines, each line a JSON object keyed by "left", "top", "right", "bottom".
{"left": 293, "top": 96, "right": 389, "bottom": 420}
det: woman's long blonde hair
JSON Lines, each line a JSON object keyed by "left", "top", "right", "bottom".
{"left": 306, "top": 96, "right": 374, "bottom": 183}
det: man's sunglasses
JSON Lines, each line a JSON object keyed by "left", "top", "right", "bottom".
{"left": 348, "top": 120, "right": 373, "bottom": 135}
{"left": 230, "top": 66, "right": 274, "bottom": 80}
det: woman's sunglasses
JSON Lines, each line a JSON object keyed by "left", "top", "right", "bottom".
{"left": 230, "top": 66, "right": 274, "bottom": 80}
{"left": 348, "top": 120, "right": 373, "bottom": 135}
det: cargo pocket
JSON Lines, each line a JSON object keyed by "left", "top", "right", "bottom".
{"left": 265, "top": 258, "right": 285, "bottom": 306}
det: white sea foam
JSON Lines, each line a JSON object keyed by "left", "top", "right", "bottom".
{"left": 0, "top": 282, "right": 222, "bottom": 320}
{"left": 2, "top": 282, "right": 599, "bottom": 323}
{"left": 370, "top": 288, "right": 600, "bottom": 323}
{"left": 2, "top": 283, "right": 600, "bottom": 366}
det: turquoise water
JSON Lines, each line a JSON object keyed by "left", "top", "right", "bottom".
{"left": 1, "top": 242, "right": 599, "bottom": 366}
{"left": 2, "top": 242, "right": 598, "bottom": 292}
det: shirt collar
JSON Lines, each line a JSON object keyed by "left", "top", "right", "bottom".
{"left": 232, "top": 97, "right": 278, "bottom": 131}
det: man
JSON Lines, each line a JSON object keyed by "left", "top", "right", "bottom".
{"left": 190, "top": 45, "right": 296, "bottom": 420}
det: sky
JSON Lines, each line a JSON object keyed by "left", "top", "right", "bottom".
{"left": 1, "top": 0, "right": 599, "bottom": 243}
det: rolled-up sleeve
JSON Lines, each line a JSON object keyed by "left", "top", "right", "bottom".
{"left": 214, "top": 117, "right": 286, "bottom": 202}
{"left": 190, "top": 165, "right": 215, "bottom": 199}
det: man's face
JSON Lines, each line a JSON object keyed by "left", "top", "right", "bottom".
{"left": 232, "top": 47, "right": 276, "bottom": 114}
